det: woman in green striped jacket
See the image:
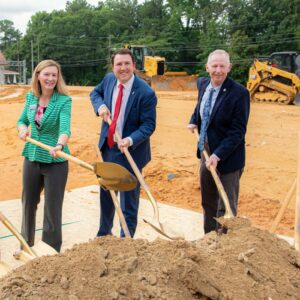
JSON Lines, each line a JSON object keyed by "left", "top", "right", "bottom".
{"left": 17, "top": 59, "right": 72, "bottom": 252}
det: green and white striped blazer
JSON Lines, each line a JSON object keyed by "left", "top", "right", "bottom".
{"left": 17, "top": 91, "right": 72, "bottom": 163}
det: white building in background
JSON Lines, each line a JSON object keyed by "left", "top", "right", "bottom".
{"left": 0, "top": 51, "right": 20, "bottom": 84}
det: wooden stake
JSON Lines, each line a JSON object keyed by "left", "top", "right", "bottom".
{"left": 294, "top": 131, "right": 300, "bottom": 251}
{"left": 270, "top": 179, "right": 296, "bottom": 233}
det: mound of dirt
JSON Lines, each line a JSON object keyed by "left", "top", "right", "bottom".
{"left": 1, "top": 220, "right": 300, "bottom": 299}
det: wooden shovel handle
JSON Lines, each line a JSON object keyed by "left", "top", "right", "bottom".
{"left": 26, "top": 137, "right": 94, "bottom": 172}
{"left": 94, "top": 146, "right": 131, "bottom": 238}
{"left": 202, "top": 150, "right": 234, "bottom": 218}
{"left": 0, "top": 211, "right": 37, "bottom": 257}
{"left": 194, "top": 131, "right": 234, "bottom": 218}
{"left": 107, "top": 118, "right": 159, "bottom": 219}
{"left": 106, "top": 119, "right": 182, "bottom": 239}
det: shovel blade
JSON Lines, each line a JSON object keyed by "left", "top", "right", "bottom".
{"left": 0, "top": 261, "right": 12, "bottom": 277}
{"left": 13, "top": 250, "right": 35, "bottom": 262}
{"left": 32, "top": 241, "right": 57, "bottom": 256}
{"left": 94, "top": 162, "right": 137, "bottom": 191}
{"left": 143, "top": 218, "right": 184, "bottom": 240}
{"left": 13, "top": 241, "right": 57, "bottom": 263}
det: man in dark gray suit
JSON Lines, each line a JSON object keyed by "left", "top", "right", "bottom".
{"left": 188, "top": 49, "right": 250, "bottom": 233}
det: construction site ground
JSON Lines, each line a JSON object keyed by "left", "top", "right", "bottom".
{"left": 0, "top": 84, "right": 300, "bottom": 299}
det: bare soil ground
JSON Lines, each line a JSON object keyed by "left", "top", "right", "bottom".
{"left": 0, "top": 85, "right": 298, "bottom": 236}
{"left": 0, "top": 84, "right": 300, "bottom": 299}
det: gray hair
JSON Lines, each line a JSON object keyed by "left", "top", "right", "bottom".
{"left": 207, "top": 49, "right": 230, "bottom": 65}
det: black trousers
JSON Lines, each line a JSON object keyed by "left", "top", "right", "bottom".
{"left": 21, "top": 158, "right": 68, "bottom": 252}
{"left": 200, "top": 155, "right": 243, "bottom": 234}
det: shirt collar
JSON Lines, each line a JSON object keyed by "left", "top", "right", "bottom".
{"left": 117, "top": 74, "right": 135, "bottom": 91}
{"left": 208, "top": 81, "right": 222, "bottom": 94}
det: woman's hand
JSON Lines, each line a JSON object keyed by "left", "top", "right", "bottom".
{"left": 18, "top": 127, "right": 29, "bottom": 141}
{"left": 49, "top": 144, "right": 64, "bottom": 158}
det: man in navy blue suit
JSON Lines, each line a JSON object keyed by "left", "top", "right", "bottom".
{"left": 188, "top": 49, "right": 250, "bottom": 234}
{"left": 90, "top": 48, "right": 157, "bottom": 237}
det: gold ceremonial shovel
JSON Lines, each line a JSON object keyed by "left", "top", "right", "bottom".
{"left": 26, "top": 137, "right": 137, "bottom": 192}
{"left": 194, "top": 132, "right": 234, "bottom": 219}
{"left": 0, "top": 252, "right": 12, "bottom": 278}
{"left": 107, "top": 118, "right": 184, "bottom": 240}
{"left": 0, "top": 211, "right": 57, "bottom": 263}
{"left": 94, "top": 146, "right": 131, "bottom": 238}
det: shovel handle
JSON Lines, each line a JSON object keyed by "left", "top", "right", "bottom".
{"left": 106, "top": 118, "right": 159, "bottom": 220}
{"left": 0, "top": 211, "right": 37, "bottom": 257}
{"left": 202, "top": 150, "right": 234, "bottom": 219}
{"left": 193, "top": 132, "right": 234, "bottom": 219}
{"left": 110, "top": 190, "right": 131, "bottom": 238}
{"left": 94, "top": 146, "right": 131, "bottom": 238}
{"left": 25, "top": 137, "right": 94, "bottom": 172}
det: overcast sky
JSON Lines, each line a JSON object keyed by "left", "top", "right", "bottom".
{"left": 0, "top": 0, "right": 101, "bottom": 34}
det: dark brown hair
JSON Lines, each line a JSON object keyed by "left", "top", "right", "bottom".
{"left": 111, "top": 48, "right": 135, "bottom": 65}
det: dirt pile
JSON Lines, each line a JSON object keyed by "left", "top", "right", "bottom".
{"left": 1, "top": 219, "right": 300, "bottom": 300}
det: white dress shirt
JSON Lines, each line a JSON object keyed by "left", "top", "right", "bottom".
{"left": 111, "top": 75, "right": 135, "bottom": 144}
{"left": 199, "top": 82, "right": 221, "bottom": 119}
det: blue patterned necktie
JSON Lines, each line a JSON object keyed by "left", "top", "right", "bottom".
{"left": 198, "top": 88, "right": 215, "bottom": 152}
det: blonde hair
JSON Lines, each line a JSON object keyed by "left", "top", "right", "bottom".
{"left": 207, "top": 49, "right": 231, "bottom": 65}
{"left": 31, "top": 59, "right": 69, "bottom": 97}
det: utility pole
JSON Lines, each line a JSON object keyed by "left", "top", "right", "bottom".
{"left": 17, "top": 39, "right": 20, "bottom": 83}
{"left": 37, "top": 36, "right": 40, "bottom": 62}
{"left": 23, "top": 60, "right": 27, "bottom": 84}
{"left": 107, "top": 34, "right": 112, "bottom": 70}
{"left": 31, "top": 40, "right": 34, "bottom": 75}
{"left": 108, "top": 35, "right": 111, "bottom": 56}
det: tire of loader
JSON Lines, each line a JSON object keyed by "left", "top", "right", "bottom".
{"left": 293, "top": 93, "right": 300, "bottom": 105}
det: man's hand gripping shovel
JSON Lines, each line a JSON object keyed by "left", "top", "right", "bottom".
{"left": 107, "top": 117, "right": 184, "bottom": 240}
{"left": 194, "top": 132, "right": 234, "bottom": 221}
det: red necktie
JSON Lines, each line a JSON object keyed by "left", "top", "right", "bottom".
{"left": 108, "top": 84, "right": 124, "bottom": 148}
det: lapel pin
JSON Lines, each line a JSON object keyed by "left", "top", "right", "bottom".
{"left": 223, "top": 88, "right": 227, "bottom": 92}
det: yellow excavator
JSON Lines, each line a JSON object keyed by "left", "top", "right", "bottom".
{"left": 247, "top": 51, "right": 300, "bottom": 105}
{"left": 125, "top": 44, "right": 197, "bottom": 91}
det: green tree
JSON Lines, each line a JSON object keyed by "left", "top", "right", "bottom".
{"left": 1, "top": 0, "right": 298, "bottom": 85}
{"left": 0, "top": 20, "right": 22, "bottom": 52}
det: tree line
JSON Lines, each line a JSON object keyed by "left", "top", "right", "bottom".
{"left": 0, "top": 0, "right": 299, "bottom": 86}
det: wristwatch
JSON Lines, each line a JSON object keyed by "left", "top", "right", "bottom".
{"left": 56, "top": 143, "right": 65, "bottom": 151}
